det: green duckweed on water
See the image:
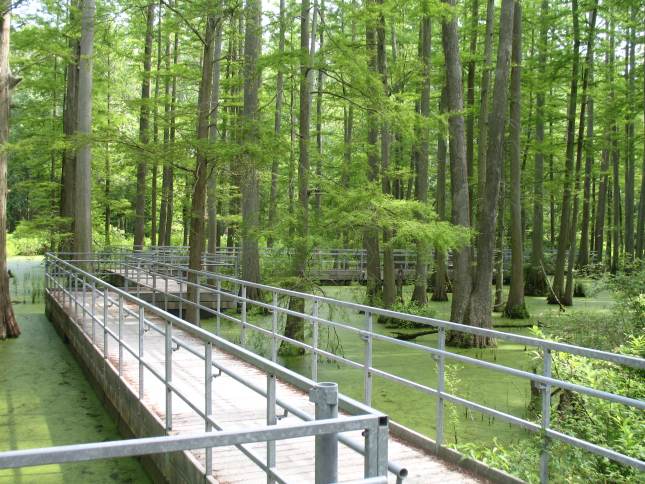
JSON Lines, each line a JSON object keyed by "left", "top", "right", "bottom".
{"left": 1, "top": 258, "right": 149, "bottom": 484}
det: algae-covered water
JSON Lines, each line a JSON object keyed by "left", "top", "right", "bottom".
{"left": 0, "top": 257, "right": 149, "bottom": 483}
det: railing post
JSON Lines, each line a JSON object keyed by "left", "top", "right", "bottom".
{"left": 216, "top": 280, "right": 221, "bottom": 335}
{"left": 309, "top": 382, "right": 338, "bottom": 484}
{"left": 436, "top": 326, "right": 446, "bottom": 451}
{"left": 118, "top": 294, "right": 124, "bottom": 376}
{"left": 165, "top": 321, "right": 173, "bottom": 432}
{"left": 195, "top": 283, "right": 201, "bottom": 327}
{"left": 363, "top": 311, "right": 373, "bottom": 406}
{"left": 540, "top": 348, "right": 552, "bottom": 484}
{"left": 152, "top": 272, "right": 157, "bottom": 307}
{"left": 138, "top": 306, "right": 144, "bottom": 400}
{"left": 205, "top": 341, "right": 213, "bottom": 475}
{"left": 271, "top": 291, "right": 278, "bottom": 362}
{"left": 103, "top": 288, "right": 108, "bottom": 359}
{"left": 91, "top": 281, "right": 96, "bottom": 344}
{"left": 312, "top": 299, "right": 319, "bottom": 381}
{"left": 240, "top": 285, "right": 247, "bottom": 346}
{"left": 178, "top": 275, "right": 183, "bottom": 319}
{"left": 164, "top": 276, "right": 168, "bottom": 312}
{"left": 266, "top": 371, "right": 277, "bottom": 484}
{"left": 81, "top": 276, "right": 87, "bottom": 327}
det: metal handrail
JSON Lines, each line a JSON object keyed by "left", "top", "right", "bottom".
{"left": 59, "top": 250, "right": 645, "bottom": 483}
{"left": 42, "top": 254, "right": 400, "bottom": 483}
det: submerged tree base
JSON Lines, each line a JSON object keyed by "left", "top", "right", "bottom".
{"left": 503, "top": 302, "right": 529, "bottom": 319}
{"left": 524, "top": 265, "right": 547, "bottom": 296}
{"left": 447, "top": 331, "right": 496, "bottom": 348}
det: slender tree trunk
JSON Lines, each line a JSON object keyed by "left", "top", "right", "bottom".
{"left": 0, "top": 4, "right": 19, "bottom": 339}
{"left": 207, "top": 15, "right": 223, "bottom": 256}
{"left": 104, "top": 32, "right": 112, "bottom": 246}
{"left": 623, "top": 21, "right": 635, "bottom": 259}
{"left": 525, "top": 0, "right": 548, "bottom": 296}
{"left": 267, "top": 0, "right": 286, "bottom": 248}
{"left": 465, "top": 0, "right": 478, "bottom": 217}
{"left": 441, "top": 0, "right": 472, "bottom": 328}
{"left": 577, "top": 76, "right": 594, "bottom": 267}
{"left": 432, "top": 86, "right": 448, "bottom": 302}
{"left": 549, "top": 0, "right": 579, "bottom": 303}
{"left": 314, "top": 0, "right": 324, "bottom": 222}
{"left": 637, "top": 55, "right": 645, "bottom": 259}
{"left": 411, "top": 4, "right": 431, "bottom": 305}
{"left": 158, "top": 24, "right": 172, "bottom": 247}
{"left": 594, "top": 146, "right": 609, "bottom": 263}
{"left": 282, "top": 0, "right": 312, "bottom": 354}
{"left": 504, "top": 2, "right": 528, "bottom": 318}
{"left": 60, "top": 0, "right": 80, "bottom": 252}
{"left": 74, "top": 0, "right": 95, "bottom": 258}
{"left": 467, "top": 0, "right": 515, "bottom": 345}
{"left": 240, "top": 0, "right": 263, "bottom": 297}
{"left": 134, "top": 3, "right": 155, "bottom": 251}
{"left": 186, "top": 11, "right": 217, "bottom": 325}
{"left": 475, "top": 0, "right": 495, "bottom": 224}
{"left": 150, "top": 1, "right": 163, "bottom": 248}
{"left": 363, "top": 0, "right": 381, "bottom": 306}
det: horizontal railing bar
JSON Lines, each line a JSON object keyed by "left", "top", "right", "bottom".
{"left": 0, "top": 416, "right": 377, "bottom": 469}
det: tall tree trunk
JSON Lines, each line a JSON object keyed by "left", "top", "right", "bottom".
{"left": 314, "top": 0, "right": 324, "bottom": 222}
{"left": 363, "top": 0, "right": 381, "bottom": 306}
{"left": 240, "top": 0, "right": 262, "bottom": 297}
{"left": 158, "top": 22, "right": 172, "bottom": 247}
{"left": 609, "top": 20, "right": 620, "bottom": 273}
{"left": 474, "top": 0, "right": 495, "bottom": 224}
{"left": 150, "top": 1, "right": 163, "bottom": 248}
{"left": 0, "top": 4, "right": 19, "bottom": 339}
{"left": 207, "top": 15, "right": 223, "bottom": 256}
{"left": 432, "top": 86, "right": 448, "bottom": 302}
{"left": 623, "top": 21, "right": 635, "bottom": 259}
{"left": 549, "top": 0, "right": 579, "bottom": 304}
{"left": 465, "top": 0, "right": 478, "bottom": 217}
{"left": 60, "top": 0, "right": 80, "bottom": 251}
{"left": 467, "top": 0, "right": 514, "bottom": 345}
{"left": 525, "top": 0, "right": 548, "bottom": 296}
{"left": 282, "top": 0, "right": 312, "bottom": 354}
{"left": 637, "top": 55, "right": 645, "bottom": 259}
{"left": 104, "top": 30, "right": 112, "bottom": 246}
{"left": 186, "top": 11, "right": 217, "bottom": 325}
{"left": 411, "top": 4, "right": 431, "bottom": 306}
{"left": 594, "top": 146, "right": 609, "bottom": 263}
{"left": 504, "top": 1, "right": 528, "bottom": 318}
{"left": 563, "top": 4, "right": 597, "bottom": 306}
{"left": 441, "top": 0, "right": 472, "bottom": 328}
{"left": 134, "top": 3, "right": 155, "bottom": 250}
{"left": 267, "top": 0, "right": 286, "bottom": 248}
{"left": 577, "top": 75, "right": 594, "bottom": 267}
{"left": 74, "top": 0, "right": 95, "bottom": 258}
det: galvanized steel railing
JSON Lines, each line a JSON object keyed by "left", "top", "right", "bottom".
{"left": 31, "top": 254, "right": 396, "bottom": 484}
{"left": 65, "top": 249, "right": 645, "bottom": 484}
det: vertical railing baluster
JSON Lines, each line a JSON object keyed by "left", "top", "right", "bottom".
{"left": 205, "top": 341, "right": 213, "bottom": 475}
{"left": 118, "top": 295, "right": 124, "bottom": 376}
{"left": 91, "top": 281, "right": 96, "bottom": 344}
{"left": 267, "top": 371, "right": 277, "bottom": 484}
{"left": 138, "top": 306, "right": 144, "bottom": 400}
{"left": 103, "top": 287, "right": 108, "bottom": 358}
{"left": 152, "top": 272, "right": 157, "bottom": 307}
{"left": 178, "top": 275, "right": 183, "bottom": 319}
{"left": 81, "top": 276, "right": 86, "bottom": 328}
{"left": 164, "top": 276, "right": 168, "bottom": 312}
{"left": 436, "top": 326, "right": 446, "bottom": 451}
{"left": 216, "top": 280, "right": 221, "bottom": 335}
{"left": 540, "top": 348, "right": 552, "bottom": 484}
{"left": 363, "top": 311, "right": 373, "bottom": 406}
{"left": 312, "top": 298, "right": 319, "bottom": 382}
{"left": 165, "top": 321, "right": 173, "bottom": 431}
{"left": 195, "top": 282, "right": 201, "bottom": 327}
{"left": 271, "top": 291, "right": 278, "bottom": 362}
{"left": 241, "top": 285, "right": 247, "bottom": 346}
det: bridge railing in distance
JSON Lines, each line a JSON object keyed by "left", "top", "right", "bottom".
{"left": 77, "top": 250, "right": 645, "bottom": 484}
{"left": 33, "top": 253, "right": 398, "bottom": 484}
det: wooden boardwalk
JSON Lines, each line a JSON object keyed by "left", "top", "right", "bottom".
{"left": 52, "top": 289, "right": 481, "bottom": 484}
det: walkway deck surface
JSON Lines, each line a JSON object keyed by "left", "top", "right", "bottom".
{"left": 51, "top": 288, "right": 481, "bottom": 484}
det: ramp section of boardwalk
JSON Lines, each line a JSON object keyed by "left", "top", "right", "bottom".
{"left": 44, "top": 256, "right": 483, "bottom": 484}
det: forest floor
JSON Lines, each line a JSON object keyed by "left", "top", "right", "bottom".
{"left": 0, "top": 258, "right": 149, "bottom": 484}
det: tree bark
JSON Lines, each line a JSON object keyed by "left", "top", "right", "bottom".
{"left": 74, "top": 0, "right": 95, "bottom": 258}
{"left": 0, "top": 4, "right": 19, "bottom": 339}
{"left": 240, "top": 0, "right": 262, "bottom": 298}
{"left": 186, "top": 10, "right": 217, "bottom": 325}
{"left": 525, "top": 0, "right": 548, "bottom": 296}
{"left": 465, "top": 0, "right": 478, "bottom": 217}
{"left": 134, "top": 3, "right": 155, "bottom": 251}
{"left": 637, "top": 54, "right": 645, "bottom": 259}
{"left": 432, "top": 86, "right": 448, "bottom": 302}
{"left": 549, "top": 0, "right": 579, "bottom": 303}
{"left": 267, "top": 0, "right": 286, "bottom": 248}
{"left": 60, "top": 0, "right": 80, "bottom": 251}
{"left": 623, "top": 21, "right": 635, "bottom": 259}
{"left": 441, "top": 0, "right": 472, "bottom": 327}
{"left": 467, "top": 0, "right": 514, "bottom": 345}
{"left": 504, "top": 2, "right": 528, "bottom": 319}
{"left": 411, "top": 3, "right": 431, "bottom": 306}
